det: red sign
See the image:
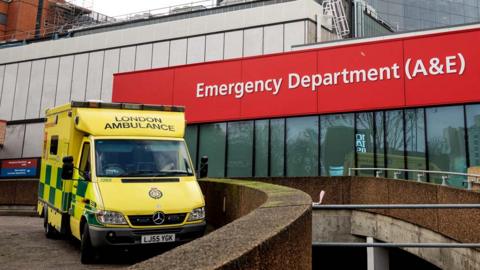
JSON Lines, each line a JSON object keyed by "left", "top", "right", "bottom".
{"left": 112, "top": 27, "right": 480, "bottom": 123}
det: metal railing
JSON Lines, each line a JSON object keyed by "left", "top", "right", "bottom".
{"left": 312, "top": 203, "right": 480, "bottom": 248}
{"left": 348, "top": 167, "right": 480, "bottom": 190}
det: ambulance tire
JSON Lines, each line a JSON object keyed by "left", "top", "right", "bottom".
{"left": 43, "top": 207, "right": 57, "bottom": 239}
{"left": 80, "top": 223, "right": 97, "bottom": 264}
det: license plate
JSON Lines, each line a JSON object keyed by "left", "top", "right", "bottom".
{"left": 141, "top": 234, "right": 176, "bottom": 244}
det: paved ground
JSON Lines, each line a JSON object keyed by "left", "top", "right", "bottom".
{"left": 0, "top": 216, "right": 173, "bottom": 270}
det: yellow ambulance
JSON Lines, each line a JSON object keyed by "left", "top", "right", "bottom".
{"left": 37, "top": 101, "right": 206, "bottom": 263}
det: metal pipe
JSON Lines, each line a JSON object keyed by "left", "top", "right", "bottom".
{"left": 312, "top": 204, "right": 480, "bottom": 209}
{"left": 313, "top": 242, "right": 480, "bottom": 248}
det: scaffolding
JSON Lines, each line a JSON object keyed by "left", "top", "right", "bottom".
{"left": 322, "top": 0, "right": 350, "bottom": 38}
{"left": 45, "top": 0, "right": 115, "bottom": 36}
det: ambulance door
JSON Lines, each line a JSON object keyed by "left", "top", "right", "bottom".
{"left": 70, "top": 139, "right": 92, "bottom": 239}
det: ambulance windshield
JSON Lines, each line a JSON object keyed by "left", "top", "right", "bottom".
{"left": 94, "top": 139, "right": 194, "bottom": 177}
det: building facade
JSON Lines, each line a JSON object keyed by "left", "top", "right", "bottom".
{"left": 0, "top": 0, "right": 478, "bottom": 185}
{"left": 113, "top": 24, "right": 480, "bottom": 188}
{"left": 367, "top": 0, "right": 480, "bottom": 31}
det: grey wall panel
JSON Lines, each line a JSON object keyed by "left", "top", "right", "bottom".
{"left": 307, "top": 20, "right": 317, "bottom": 44}
{"left": 135, "top": 44, "right": 152, "bottom": 71}
{"left": 284, "top": 21, "right": 306, "bottom": 51}
{"left": 70, "top": 53, "right": 89, "bottom": 102}
{"left": 224, "top": 31, "right": 243, "bottom": 59}
{"left": 55, "top": 56, "right": 74, "bottom": 106}
{"left": 264, "top": 24, "right": 284, "bottom": 54}
{"left": 12, "top": 62, "right": 32, "bottom": 120}
{"left": 187, "top": 36, "right": 205, "bottom": 64}
{"left": 169, "top": 39, "right": 187, "bottom": 66}
{"left": 152, "top": 42, "right": 170, "bottom": 68}
{"left": 0, "top": 64, "right": 18, "bottom": 120}
{"left": 101, "top": 49, "right": 119, "bottom": 102}
{"left": 25, "top": 60, "right": 45, "bottom": 119}
{"left": 22, "top": 123, "right": 44, "bottom": 157}
{"left": 119, "top": 46, "right": 136, "bottom": 72}
{"left": 0, "top": 66, "right": 5, "bottom": 105}
{"left": 243, "top": 28, "right": 263, "bottom": 57}
{"left": 85, "top": 51, "right": 104, "bottom": 101}
{"left": 205, "top": 33, "right": 224, "bottom": 61}
{"left": 0, "top": 124, "right": 25, "bottom": 159}
{"left": 39, "top": 58, "right": 60, "bottom": 117}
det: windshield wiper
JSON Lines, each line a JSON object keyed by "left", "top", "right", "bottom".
{"left": 136, "top": 170, "right": 194, "bottom": 177}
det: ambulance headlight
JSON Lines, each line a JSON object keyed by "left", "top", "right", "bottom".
{"left": 96, "top": 210, "right": 127, "bottom": 225}
{"left": 187, "top": 207, "right": 205, "bottom": 222}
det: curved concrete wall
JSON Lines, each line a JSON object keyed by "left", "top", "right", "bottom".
{"left": 130, "top": 179, "right": 312, "bottom": 270}
{"left": 255, "top": 176, "right": 480, "bottom": 244}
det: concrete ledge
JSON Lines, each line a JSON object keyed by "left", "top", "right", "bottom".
{"left": 350, "top": 210, "right": 480, "bottom": 270}
{"left": 130, "top": 178, "right": 312, "bottom": 270}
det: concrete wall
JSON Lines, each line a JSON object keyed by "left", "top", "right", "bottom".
{"left": 130, "top": 178, "right": 312, "bottom": 270}
{"left": 0, "top": 180, "right": 37, "bottom": 205}
{"left": 0, "top": 0, "right": 321, "bottom": 160}
{"left": 256, "top": 176, "right": 480, "bottom": 244}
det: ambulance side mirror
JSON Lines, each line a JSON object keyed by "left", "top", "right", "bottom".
{"left": 62, "top": 156, "right": 74, "bottom": 180}
{"left": 199, "top": 156, "right": 208, "bottom": 179}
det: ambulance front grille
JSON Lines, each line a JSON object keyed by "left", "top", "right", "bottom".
{"left": 128, "top": 213, "right": 187, "bottom": 226}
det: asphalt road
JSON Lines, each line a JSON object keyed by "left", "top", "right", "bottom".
{"left": 0, "top": 216, "right": 173, "bottom": 270}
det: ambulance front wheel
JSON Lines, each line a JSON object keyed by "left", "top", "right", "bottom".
{"left": 43, "top": 207, "right": 57, "bottom": 239}
{"left": 80, "top": 223, "right": 98, "bottom": 264}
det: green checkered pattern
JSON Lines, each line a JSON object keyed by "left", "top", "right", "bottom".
{"left": 39, "top": 164, "right": 72, "bottom": 212}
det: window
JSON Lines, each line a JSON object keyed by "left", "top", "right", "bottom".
{"left": 426, "top": 106, "right": 467, "bottom": 187}
{"left": 227, "top": 121, "right": 253, "bottom": 177}
{"left": 320, "top": 114, "right": 354, "bottom": 176}
{"left": 385, "top": 110, "right": 405, "bottom": 178}
{"left": 79, "top": 143, "right": 91, "bottom": 179}
{"left": 405, "top": 108, "right": 426, "bottom": 180}
{"left": 356, "top": 113, "right": 375, "bottom": 176}
{"left": 375, "top": 111, "right": 386, "bottom": 170}
{"left": 254, "top": 120, "right": 269, "bottom": 177}
{"left": 270, "top": 119, "right": 285, "bottom": 176}
{"left": 185, "top": 125, "right": 198, "bottom": 170}
{"left": 95, "top": 140, "right": 193, "bottom": 177}
{"left": 198, "top": 123, "right": 227, "bottom": 177}
{"left": 466, "top": 104, "right": 480, "bottom": 167}
{"left": 50, "top": 135, "right": 59, "bottom": 155}
{"left": 286, "top": 116, "right": 318, "bottom": 176}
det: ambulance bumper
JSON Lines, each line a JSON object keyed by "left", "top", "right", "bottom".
{"left": 88, "top": 222, "right": 206, "bottom": 247}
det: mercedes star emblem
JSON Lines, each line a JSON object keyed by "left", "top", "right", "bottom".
{"left": 152, "top": 211, "right": 165, "bottom": 225}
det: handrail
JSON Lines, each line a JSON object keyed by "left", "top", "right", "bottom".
{"left": 312, "top": 204, "right": 480, "bottom": 209}
{"left": 313, "top": 242, "right": 480, "bottom": 248}
{"left": 348, "top": 167, "right": 480, "bottom": 190}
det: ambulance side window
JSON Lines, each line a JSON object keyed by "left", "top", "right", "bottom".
{"left": 79, "top": 143, "right": 91, "bottom": 179}
{"left": 50, "top": 136, "right": 59, "bottom": 155}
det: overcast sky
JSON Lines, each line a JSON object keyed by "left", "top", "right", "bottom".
{"left": 84, "top": 0, "right": 216, "bottom": 17}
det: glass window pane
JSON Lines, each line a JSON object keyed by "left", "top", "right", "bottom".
{"left": 405, "top": 108, "right": 426, "bottom": 180}
{"left": 320, "top": 114, "right": 354, "bottom": 176}
{"left": 386, "top": 110, "right": 405, "bottom": 178}
{"left": 426, "top": 106, "right": 467, "bottom": 187}
{"left": 255, "top": 120, "right": 269, "bottom": 177}
{"left": 375, "top": 111, "right": 386, "bottom": 170}
{"left": 466, "top": 104, "right": 480, "bottom": 167}
{"left": 356, "top": 112, "right": 375, "bottom": 176}
{"left": 185, "top": 125, "right": 198, "bottom": 170}
{"left": 286, "top": 116, "right": 319, "bottom": 176}
{"left": 199, "top": 123, "right": 226, "bottom": 177}
{"left": 270, "top": 119, "right": 285, "bottom": 177}
{"left": 227, "top": 121, "right": 253, "bottom": 177}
